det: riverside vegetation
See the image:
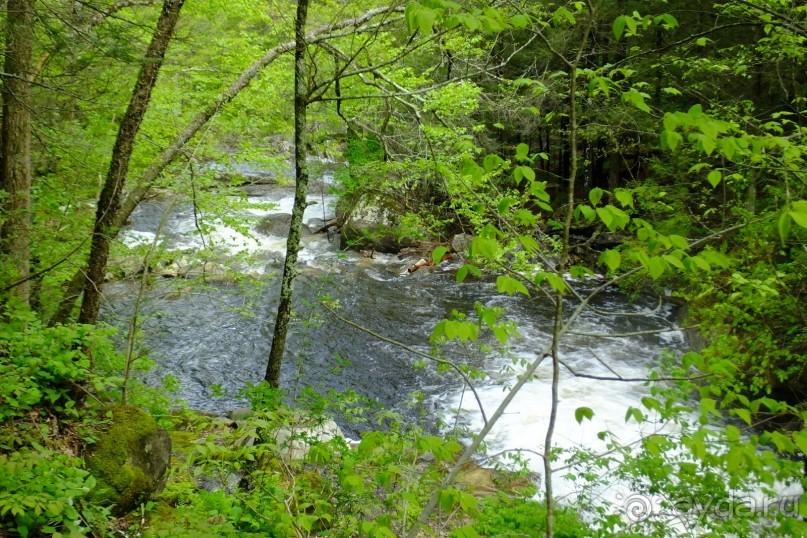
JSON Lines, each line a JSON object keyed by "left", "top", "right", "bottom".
{"left": 1, "top": 0, "right": 806, "bottom": 536}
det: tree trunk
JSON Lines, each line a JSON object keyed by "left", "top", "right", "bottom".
{"left": 608, "top": 149, "right": 622, "bottom": 192}
{"left": 77, "top": 0, "right": 184, "bottom": 325}
{"left": 1, "top": 0, "right": 35, "bottom": 306}
{"left": 48, "top": 6, "right": 393, "bottom": 326}
{"left": 264, "top": 0, "right": 311, "bottom": 388}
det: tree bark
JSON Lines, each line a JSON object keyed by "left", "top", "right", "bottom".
{"left": 264, "top": 0, "right": 311, "bottom": 388}
{"left": 1, "top": 0, "right": 35, "bottom": 306}
{"left": 77, "top": 0, "right": 184, "bottom": 325}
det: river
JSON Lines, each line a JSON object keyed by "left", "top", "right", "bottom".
{"left": 103, "top": 165, "right": 691, "bottom": 507}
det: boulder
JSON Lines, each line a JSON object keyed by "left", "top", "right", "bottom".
{"left": 339, "top": 198, "right": 405, "bottom": 253}
{"left": 451, "top": 233, "right": 473, "bottom": 256}
{"left": 269, "top": 419, "right": 345, "bottom": 462}
{"left": 86, "top": 405, "right": 171, "bottom": 516}
{"left": 306, "top": 217, "right": 326, "bottom": 233}
{"left": 256, "top": 213, "right": 294, "bottom": 236}
{"left": 256, "top": 213, "right": 313, "bottom": 238}
{"left": 158, "top": 258, "right": 229, "bottom": 281}
{"left": 456, "top": 462, "right": 540, "bottom": 496}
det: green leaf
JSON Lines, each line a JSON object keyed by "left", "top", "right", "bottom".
{"left": 662, "top": 14, "right": 679, "bottom": 28}
{"left": 341, "top": 474, "right": 365, "bottom": 493}
{"left": 614, "top": 188, "right": 634, "bottom": 208}
{"left": 596, "top": 205, "right": 630, "bottom": 232}
{"left": 668, "top": 234, "right": 689, "bottom": 249}
{"left": 625, "top": 16, "right": 637, "bottom": 35}
{"left": 470, "top": 237, "right": 500, "bottom": 260}
{"left": 641, "top": 396, "right": 661, "bottom": 412}
{"left": 456, "top": 264, "right": 480, "bottom": 282}
{"left": 553, "top": 6, "right": 575, "bottom": 25}
{"left": 518, "top": 165, "right": 536, "bottom": 182}
{"left": 701, "top": 136, "right": 716, "bottom": 156}
{"left": 625, "top": 407, "right": 645, "bottom": 423}
{"left": 688, "top": 162, "right": 710, "bottom": 173}
{"left": 516, "top": 143, "right": 530, "bottom": 161}
{"left": 778, "top": 212, "right": 792, "bottom": 245}
{"left": 613, "top": 15, "right": 626, "bottom": 39}
{"left": 545, "top": 273, "right": 568, "bottom": 294}
{"left": 589, "top": 187, "right": 605, "bottom": 207}
{"left": 511, "top": 14, "right": 530, "bottom": 29}
{"left": 596, "top": 207, "right": 613, "bottom": 230}
{"left": 726, "top": 447, "right": 743, "bottom": 472}
{"left": 432, "top": 246, "right": 449, "bottom": 265}
{"left": 452, "top": 526, "right": 481, "bottom": 538}
{"left": 661, "top": 130, "right": 683, "bottom": 151}
{"left": 663, "top": 113, "right": 678, "bottom": 132}
{"left": 458, "top": 492, "right": 478, "bottom": 513}
{"left": 575, "top": 406, "right": 594, "bottom": 424}
{"left": 720, "top": 137, "right": 738, "bottom": 160}
{"left": 647, "top": 256, "right": 667, "bottom": 280}
{"left": 575, "top": 204, "right": 596, "bottom": 222}
{"left": 706, "top": 170, "right": 722, "bottom": 188}
{"left": 734, "top": 408, "right": 752, "bottom": 426}
{"left": 570, "top": 265, "right": 594, "bottom": 278}
{"left": 416, "top": 8, "right": 436, "bottom": 34}
{"left": 497, "top": 275, "right": 530, "bottom": 296}
{"left": 514, "top": 209, "right": 537, "bottom": 226}
{"left": 700, "top": 249, "right": 731, "bottom": 268}
{"left": 690, "top": 255, "right": 711, "bottom": 272}
{"left": 794, "top": 430, "right": 807, "bottom": 455}
{"left": 789, "top": 200, "right": 807, "bottom": 228}
{"left": 518, "top": 234, "right": 540, "bottom": 253}
{"left": 623, "top": 89, "right": 651, "bottom": 113}
{"left": 483, "top": 154, "right": 505, "bottom": 171}
{"left": 599, "top": 249, "right": 621, "bottom": 272}
{"left": 663, "top": 254, "right": 684, "bottom": 269}
{"left": 498, "top": 196, "right": 517, "bottom": 213}
{"left": 439, "top": 490, "right": 456, "bottom": 511}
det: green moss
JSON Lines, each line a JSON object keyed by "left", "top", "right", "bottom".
{"left": 86, "top": 405, "right": 160, "bottom": 513}
{"left": 170, "top": 430, "right": 197, "bottom": 454}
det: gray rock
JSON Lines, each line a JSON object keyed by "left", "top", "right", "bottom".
{"left": 270, "top": 419, "right": 345, "bottom": 461}
{"left": 256, "top": 213, "right": 312, "bottom": 237}
{"left": 256, "top": 213, "right": 293, "bottom": 236}
{"left": 340, "top": 198, "right": 406, "bottom": 253}
{"left": 452, "top": 233, "right": 473, "bottom": 256}
{"left": 306, "top": 217, "right": 326, "bottom": 233}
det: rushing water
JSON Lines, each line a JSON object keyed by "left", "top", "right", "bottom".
{"left": 105, "top": 170, "right": 694, "bottom": 507}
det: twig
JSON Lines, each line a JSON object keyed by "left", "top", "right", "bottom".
{"left": 322, "top": 303, "right": 488, "bottom": 425}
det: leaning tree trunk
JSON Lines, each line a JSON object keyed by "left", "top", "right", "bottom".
{"left": 77, "top": 0, "right": 184, "bottom": 325}
{"left": 0, "top": 0, "right": 35, "bottom": 307}
{"left": 47, "top": 6, "right": 394, "bottom": 327}
{"left": 264, "top": 0, "right": 311, "bottom": 388}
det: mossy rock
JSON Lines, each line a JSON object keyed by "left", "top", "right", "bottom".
{"left": 86, "top": 405, "right": 171, "bottom": 515}
{"left": 339, "top": 196, "right": 408, "bottom": 253}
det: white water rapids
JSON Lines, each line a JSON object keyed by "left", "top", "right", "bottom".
{"left": 107, "top": 169, "right": 800, "bottom": 533}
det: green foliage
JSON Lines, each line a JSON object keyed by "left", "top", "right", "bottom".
{"left": 0, "top": 449, "right": 98, "bottom": 537}
{"left": 467, "top": 493, "right": 590, "bottom": 537}
{"left": 0, "top": 307, "right": 120, "bottom": 427}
